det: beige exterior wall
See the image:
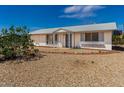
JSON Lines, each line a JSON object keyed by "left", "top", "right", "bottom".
{"left": 31, "top": 34, "right": 46, "bottom": 46}
{"left": 98, "top": 32, "right": 104, "bottom": 41}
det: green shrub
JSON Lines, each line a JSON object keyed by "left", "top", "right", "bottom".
{"left": 0, "top": 26, "right": 39, "bottom": 61}
{"left": 112, "top": 35, "right": 124, "bottom": 45}
{"left": 2, "top": 48, "right": 15, "bottom": 59}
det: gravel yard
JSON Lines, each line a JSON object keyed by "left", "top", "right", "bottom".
{"left": 0, "top": 51, "right": 124, "bottom": 87}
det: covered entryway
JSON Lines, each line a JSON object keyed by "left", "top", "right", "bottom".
{"left": 52, "top": 29, "right": 72, "bottom": 48}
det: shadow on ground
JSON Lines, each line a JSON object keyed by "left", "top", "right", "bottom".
{"left": 0, "top": 54, "right": 46, "bottom": 64}
{"left": 112, "top": 45, "right": 124, "bottom": 51}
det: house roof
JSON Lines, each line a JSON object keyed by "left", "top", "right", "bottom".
{"left": 30, "top": 22, "right": 117, "bottom": 34}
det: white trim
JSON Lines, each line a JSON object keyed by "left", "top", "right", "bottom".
{"left": 79, "top": 41, "right": 112, "bottom": 50}
{"left": 80, "top": 41, "right": 105, "bottom": 50}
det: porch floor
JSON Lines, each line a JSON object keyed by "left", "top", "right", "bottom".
{"left": 35, "top": 46, "right": 117, "bottom": 55}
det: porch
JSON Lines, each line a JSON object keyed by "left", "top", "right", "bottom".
{"left": 46, "top": 29, "right": 72, "bottom": 48}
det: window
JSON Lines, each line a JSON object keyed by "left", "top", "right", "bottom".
{"left": 85, "top": 33, "right": 92, "bottom": 41}
{"left": 80, "top": 33, "right": 84, "bottom": 41}
{"left": 92, "top": 32, "right": 98, "bottom": 41}
{"left": 85, "top": 32, "right": 98, "bottom": 41}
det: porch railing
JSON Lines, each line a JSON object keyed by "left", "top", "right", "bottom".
{"left": 80, "top": 41, "right": 105, "bottom": 48}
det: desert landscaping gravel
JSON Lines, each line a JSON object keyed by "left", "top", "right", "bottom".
{"left": 0, "top": 51, "right": 124, "bottom": 87}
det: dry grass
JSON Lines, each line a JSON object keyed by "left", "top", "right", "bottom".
{"left": 0, "top": 51, "right": 124, "bottom": 86}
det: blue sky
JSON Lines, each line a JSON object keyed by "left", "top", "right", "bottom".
{"left": 0, "top": 5, "right": 124, "bottom": 31}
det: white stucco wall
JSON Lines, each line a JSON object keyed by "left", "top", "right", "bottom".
{"left": 99, "top": 32, "right": 104, "bottom": 41}
{"left": 104, "top": 31, "right": 112, "bottom": 50}
{"left": 31, "top": 34, "right": 47, "bottom": 46}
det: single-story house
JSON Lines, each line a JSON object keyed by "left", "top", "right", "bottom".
{"left": 30, "top": 22, "right": 117, "bottom": 50}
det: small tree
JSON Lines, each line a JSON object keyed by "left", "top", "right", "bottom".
{"left": 0, "top": 26, "right": 39, "bottom": 61}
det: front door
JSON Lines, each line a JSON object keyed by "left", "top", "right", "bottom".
{"left": 65, "top": 33, "right": 72, "bottom": 48}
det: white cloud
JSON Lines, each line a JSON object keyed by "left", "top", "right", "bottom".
{"left": 64, "top": 6, "right": 83, "bottom": 13}
{"left": 60, "top": 5, "right": 105, "bottom": 18}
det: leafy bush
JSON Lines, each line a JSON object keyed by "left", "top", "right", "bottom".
{"left": 0, "top": 26, "right": 40, "bottom": 61}
{"left": 112, "top": 35, "right": 124, "bottom": 45}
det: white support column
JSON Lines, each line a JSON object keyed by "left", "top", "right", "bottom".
{"left": 63, "top": 33, "right": 64, "bottom": 47}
